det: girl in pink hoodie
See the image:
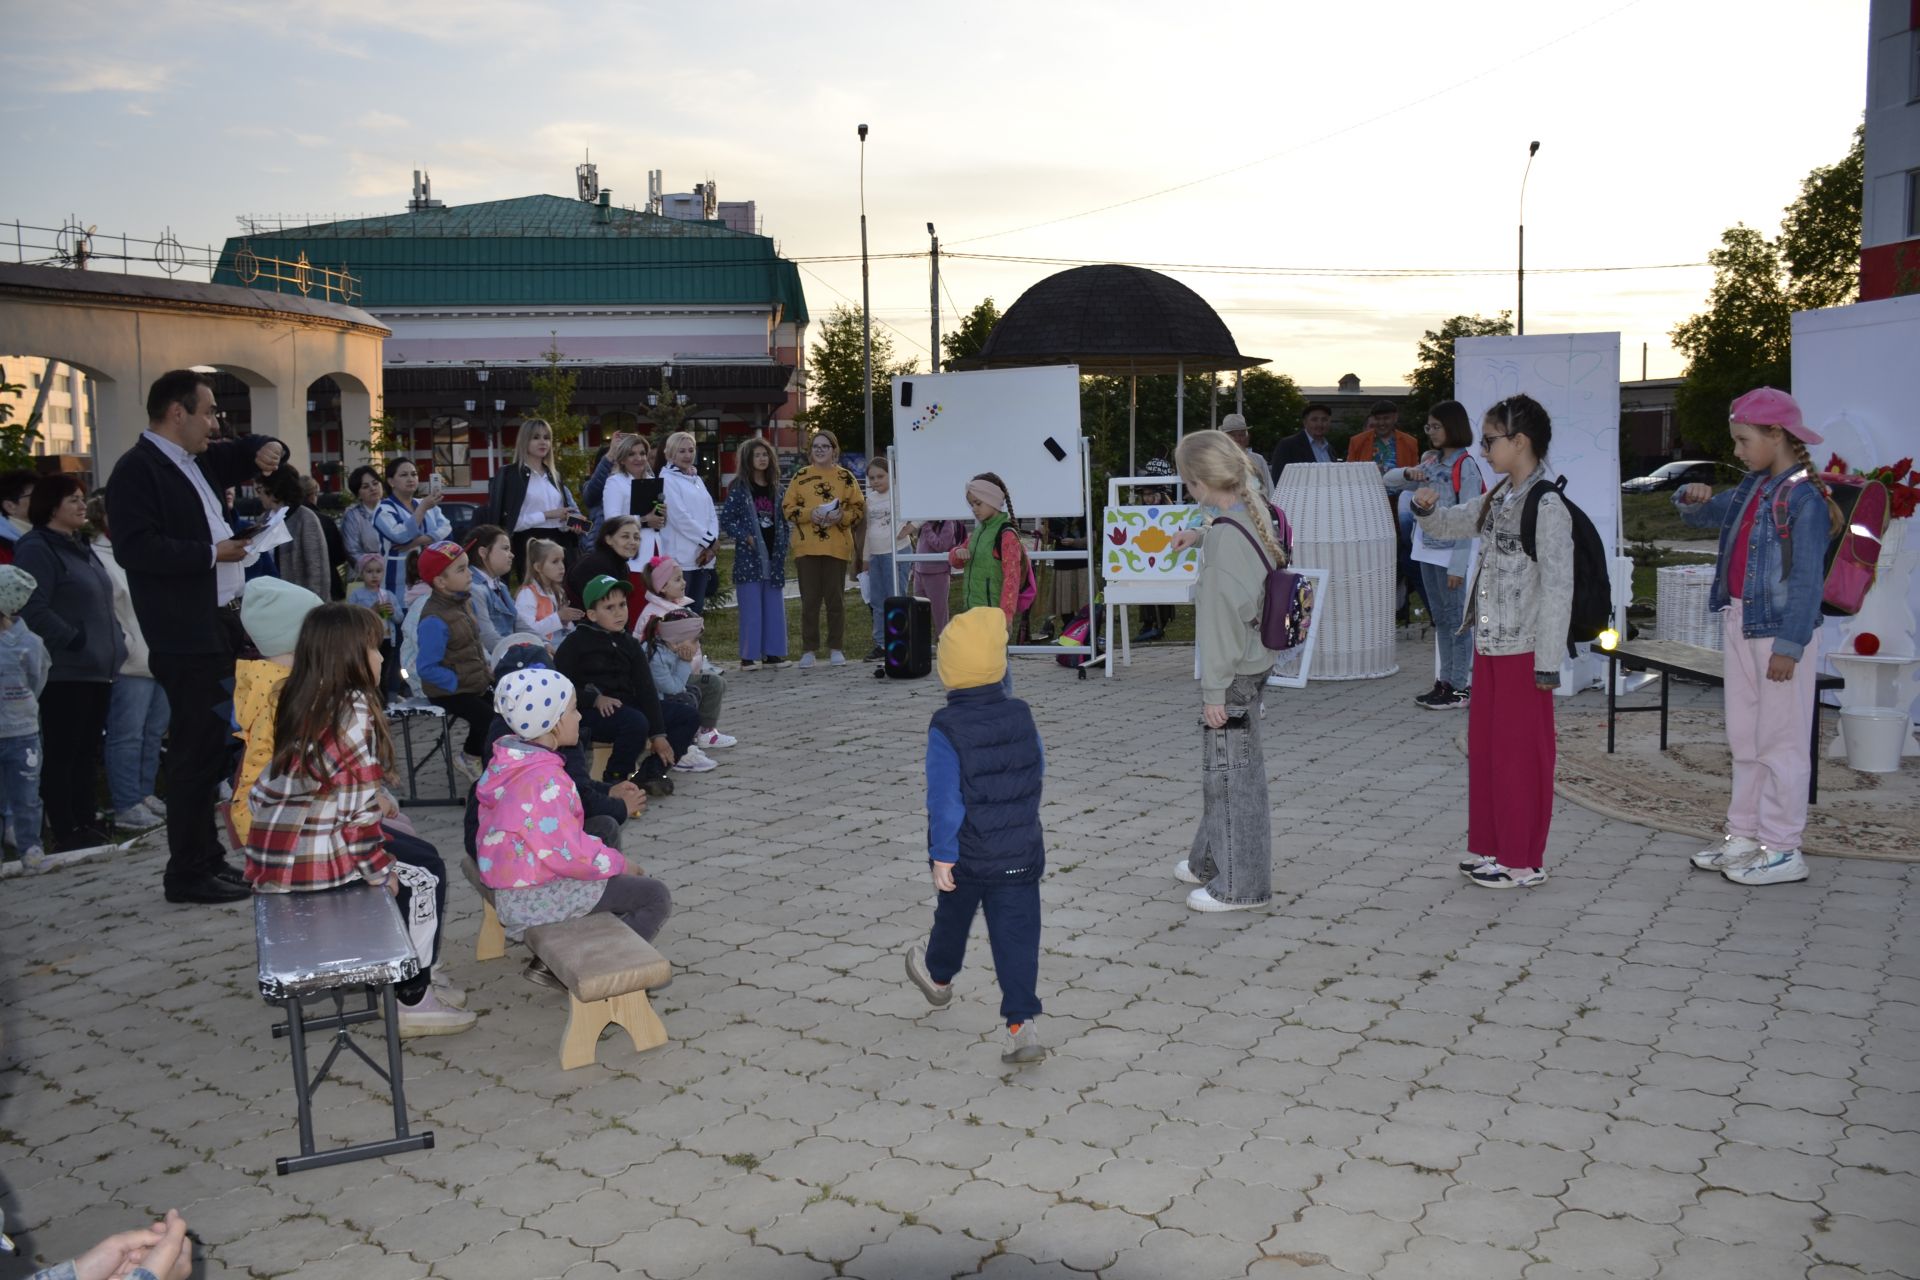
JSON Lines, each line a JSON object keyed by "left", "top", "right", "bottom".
{"left": 475, "top": 667, "right": 672, "bottom": 970}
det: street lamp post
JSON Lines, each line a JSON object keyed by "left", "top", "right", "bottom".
{"left": 1518, "top": 140, "right": 1539, "bottom": 336}
{"left": 859, "top": 123, "right": 873, "bottom": 464}
{"left": 476, "top": 367, "right": 491, "bottom": 483}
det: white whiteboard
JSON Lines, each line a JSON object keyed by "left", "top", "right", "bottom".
{"left": 1455, "top": 333, "right": 1622, "bottom": 692}
{"left": 891, "top": 366, "right": 1086, "bottom": 519}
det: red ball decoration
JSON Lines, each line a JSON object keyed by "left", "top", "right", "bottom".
{"left": 1854, "top": 632, "right": 1881, "bottom": 656}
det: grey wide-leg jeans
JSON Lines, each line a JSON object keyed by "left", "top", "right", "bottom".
{"left": 1188, "top": 673, "right": 1272, "bottom": 905}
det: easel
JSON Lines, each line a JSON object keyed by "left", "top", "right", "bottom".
{"left": 1100, "top": 474, "right": 1196, "bottom": 678}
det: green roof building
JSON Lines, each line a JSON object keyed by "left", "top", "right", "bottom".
{"left": 213, "top": 184, "right": 809, "bottom": 497}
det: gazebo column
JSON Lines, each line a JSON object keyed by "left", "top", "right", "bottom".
{"left": 1127, "top": 364, "right": 1137, "bottom": 475}
{"left": 1175, "top": 359, "right": 1184, "bottom": 445}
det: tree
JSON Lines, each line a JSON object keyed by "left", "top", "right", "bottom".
{"left": 797, "top": 304, "right": 913, "bottom": 457}
{"left": 1405, "top": 313, "right": 1513, "bottom": 418}
{"left": 1671, "top": 127, "right": 1864, "bottom": 458}
{"left": 531, "top": 335, "right": 594, "bottom": 492}
{"left": 347, "top": 410, "right": 405, "bottom": 465}
{"left": 1779, "top": 124, "right": 1864, "bottom": 312}
{"left": 0, "top": 377, "right": 42, "bottom": 471}
{"left": 1670, "top": 226, "right": 1792, "bottom": 459}
{"left": 941, "top": 297, "right": 1001, "bottom": 370}
{"left": 1233, "top": 368, "right": 1307, "bottom": 457}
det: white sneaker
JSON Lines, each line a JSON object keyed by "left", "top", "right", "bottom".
{"left": 114, "top": 806, "right": 159, "bottom": 830}
{"left": 1469, "top": 863, "right": 1547, "bottom": 890}
{"left": 829, "top": 650, "right": 847, "bottom": 666}
{"left": 141, "top": 796, "right": 168, "bottom": 821}
{"left": 20, "top": 845, "right": 48, "bottom": 874}
{"left": 1692, "top": 833, "right": 1761, "bottom": 871}
{"left": 1173, "top": 859, "right": 1203, "bottom": 885}
{"left": 797, "top": 653, "right": 817, "bottom": 669}
{"left": 1187, "top": 886, "right": 1267, "bottom": 912}
{"left": 696, "top": 728, "right": 737, "bottom": 750}
{"left": 398, "top": 988, "right": 478, "bottom": 1038}
{"left": 1723, "top": 846, "right": 1809, "bottom": 887}
{"left": 431, "top": 976, "right": 468, "bottom": 1009}
{"left": 453, "top": 752, "right": 485, "bottom": 782}
{"left": 1458, "top": 854, "right": 1496, "bottom": 877}
{"left": 673, "top": 745, "right": 718, "bottom": 773}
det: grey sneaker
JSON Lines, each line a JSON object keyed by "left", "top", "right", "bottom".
{"left": 1002, "top": 1023, "right": 1046, "bottom": 1065}
{"left": 1692, "top": 833, "right": 1761, "bottom": 870}
{"left": 905, "top": 948, "right": 952, "bottom": 1007}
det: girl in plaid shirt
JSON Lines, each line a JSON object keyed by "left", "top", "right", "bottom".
{"left": 243, "top": 603, "right": 476, "bottom": 1035}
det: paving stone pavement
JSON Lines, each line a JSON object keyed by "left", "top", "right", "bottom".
{"left": 2, "top": 637, "right": 1916, "bottom": 1280}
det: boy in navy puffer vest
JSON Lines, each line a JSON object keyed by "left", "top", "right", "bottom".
{"left": 904, "top": 607, "right": 1049, "bottom": 1064}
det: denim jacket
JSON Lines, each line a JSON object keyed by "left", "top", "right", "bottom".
{"left": 1417, "top": 466, "right": 1573, "bottom": 675}
{"left": 1386, "top": 448, "right": 1485, "bottom": 577}
{"left": 1672, "top": 464, "right": 1830, "bottom": 660}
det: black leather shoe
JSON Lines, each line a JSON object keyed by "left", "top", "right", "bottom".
{"left": 210, "top": 861, "right": 249, "bottom": 887}
{"left": 164, "top": 874, "right": 249, "bottom": 905}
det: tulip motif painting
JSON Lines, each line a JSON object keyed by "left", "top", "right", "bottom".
{"left": 1104, "top": 504, "right": 1206, "bottom": 579}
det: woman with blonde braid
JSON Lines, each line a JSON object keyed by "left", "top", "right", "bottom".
{"left": 1169, "top": 431, "right": 1283, "bottom": 912}
{"left": 1674, "top": 388, "right": 1839, "bottom": 887}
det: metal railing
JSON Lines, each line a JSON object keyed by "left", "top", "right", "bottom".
{"left": 5, "top": 219, "right": 360, "bottom": 303}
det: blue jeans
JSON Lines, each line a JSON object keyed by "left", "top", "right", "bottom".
{"left": 683, "top": 567, "right": 717, "bottom": 616}
{"left": 737, "top": 580, "right": 788, "bottom": 661}
{"left": 0, "top": 733, "right": 44, "bottom": 856}
{"left": 865, "top": 551, "right": 898, "bottom": 648}
{"left": 582, "top": 697, "right": 699, "bottom": 781}
{"left": 106, "top": 674, "right": 170, "bottom": 811}
{"left": 1420, "top": 562, "right": 1474, "bottom": 691}
{"left": 925, "top": 875, "right": 1042, "bottom": 1026}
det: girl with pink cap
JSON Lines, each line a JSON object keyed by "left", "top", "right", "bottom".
{"left": 1674, "top": 387, "right": 1841, "bottom": 887}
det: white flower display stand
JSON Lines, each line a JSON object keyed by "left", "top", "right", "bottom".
{"left": 1273, "top": 462, "right": 1398, "bottom": 680}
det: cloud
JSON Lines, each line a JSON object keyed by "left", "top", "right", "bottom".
{"left": 3, "top": 54, "right": 174, "bottom": 94}
{"left": 357, "top": 110, "right": 409, "bottom": 132}
{"left": 125, "top": 102, "right": 154, "bottom": 117}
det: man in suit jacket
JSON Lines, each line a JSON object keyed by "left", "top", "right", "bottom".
{"left": 107, "top": 370, "right": 284, "bottom": 905}
{"left": 1270, "top": 402, "right": 1339, "bottom": 480}
{"left": 1346, "top": 400, "right": 1419, "bottom": 471}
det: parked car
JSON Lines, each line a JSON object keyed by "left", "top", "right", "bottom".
{"left": 438, "top": 500, "right": 483, "bottom": 542}
{"left": 1622, "top": 460, "right": 1720, "bottom": 494}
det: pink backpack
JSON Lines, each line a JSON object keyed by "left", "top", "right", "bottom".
{"left": 1772, "top": 471, "right": 1887, "bottom": 616}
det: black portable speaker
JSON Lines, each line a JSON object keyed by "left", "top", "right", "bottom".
{"left": 883, "top": 595, "right": 933, "bottom": 679}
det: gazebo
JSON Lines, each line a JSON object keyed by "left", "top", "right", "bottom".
{"left": 956, "top": 263, "right": 1268, "bottom": 470}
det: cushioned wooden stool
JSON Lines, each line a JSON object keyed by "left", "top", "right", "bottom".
{"left": 459, "top": 858, "right": 671, "bottom": 1069}
{"left": 525, "top": 914, "right": 672, "bottom": 1069}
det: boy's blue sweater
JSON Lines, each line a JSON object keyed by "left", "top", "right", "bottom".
{"left": 926, "top": 684, "right": 1046, "bottom": 883}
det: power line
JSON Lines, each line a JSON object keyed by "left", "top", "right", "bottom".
{"left": 942, "top": 251, "right": 1706, "bottom": 279}
{"left": 795, "top": 262, "right": 935, "bottom": 360}
{"left": 948, "top": 0, "right": 1647, "bottom": 247}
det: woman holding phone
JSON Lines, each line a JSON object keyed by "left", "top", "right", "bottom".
{"left": 601, "top": 433, "right": 666, "bottom": 568}
{"left": 373, "top": 457, "right": 450, "bottom": 599}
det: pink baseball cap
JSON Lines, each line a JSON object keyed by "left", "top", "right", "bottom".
{"left": 1729, "top": 387, "right": 1821, "bottom": 444}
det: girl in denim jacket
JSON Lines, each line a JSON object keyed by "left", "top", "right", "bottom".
{"left": 1412, "top": 394, "right": 1572, "bottom": 890}
{"left": 1674, "top": 388, "right": 1839, "bottom": 887}
{"left": 1387, "top": 399, "right": 1486, "bottom": 709}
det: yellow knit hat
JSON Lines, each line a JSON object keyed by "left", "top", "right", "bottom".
{"left": 938, "top": 607, "right": 1009, "bottom": 689}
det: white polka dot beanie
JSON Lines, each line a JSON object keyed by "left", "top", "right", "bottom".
{"left": 494, "top": 667, "right": 575, "bottom": 740}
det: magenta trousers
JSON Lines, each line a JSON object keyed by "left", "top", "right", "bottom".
{"left": 1467, "top": 651, "right": 1557, "bottom": 870}
{"left": 1721, "top": 599, "right": 1816, "bottom": 848}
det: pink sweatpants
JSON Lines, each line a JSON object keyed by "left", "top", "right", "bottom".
{"left": 1721, "top": 598, "right": 1816, "bottom": 849}
{"left": 1467, "top": 651, "right": 1557, "bottom": 870}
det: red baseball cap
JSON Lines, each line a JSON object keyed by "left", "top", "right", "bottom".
{"left": 417, "top": 540, "right": 467, "bottom": 585}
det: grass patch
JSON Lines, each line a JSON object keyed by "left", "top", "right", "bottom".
{"left": 1622, "top": 492, "right": 1714, "bottom": 544}
{"left": 722, "top": 1152, "right": 761, "bottom": 1170}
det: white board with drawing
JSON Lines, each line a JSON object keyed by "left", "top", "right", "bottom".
{"left": 1455, "top": 333, "right": 1622, "bottom": 691}
{"left": 891, "top": 367, "right": 1086, "bottom": 519}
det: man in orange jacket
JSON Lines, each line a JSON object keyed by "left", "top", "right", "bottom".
{"left": 1346, "top": 400, "right": 1420, "bottom": 471}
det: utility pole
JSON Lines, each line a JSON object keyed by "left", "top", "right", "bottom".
{"left": 1518, "top": 140, "right": 1539, "bottom": 336}
{"left": 858, "top": 124, "right": 873, "bottom": 463}
{"left": 928, "top": 222, "right": 940, "bottom": 370}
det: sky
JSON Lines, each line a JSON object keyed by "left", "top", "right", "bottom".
{"left": 0, "top": 0, "right": 1873, "bottom": 391}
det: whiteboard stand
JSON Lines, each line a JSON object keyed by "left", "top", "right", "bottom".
{"left": 891, "top": 436, "right": 1098, "bottom": 676}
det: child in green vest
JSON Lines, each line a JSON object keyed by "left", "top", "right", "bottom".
{"left": 949, "top": 473, "right": 1031, "bottom": 623}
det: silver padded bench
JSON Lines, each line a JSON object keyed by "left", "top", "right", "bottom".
{"left": 254, "top": 885, "right": 436, "bottom": 1174}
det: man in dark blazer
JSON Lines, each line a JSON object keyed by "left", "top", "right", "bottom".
{"left": 107, "top": 370, "right": 284, "bottom": 904}
{"left": 1270, "top": 402, "right": 1338, "bottom": 480}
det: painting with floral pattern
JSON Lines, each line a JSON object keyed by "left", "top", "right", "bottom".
{"left": 1103, "top": 504, "right": 1206, "bottom": 580}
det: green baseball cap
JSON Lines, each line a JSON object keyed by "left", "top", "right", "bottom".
{"left": 582, "top": 574, "right": 631, "bottom": 610}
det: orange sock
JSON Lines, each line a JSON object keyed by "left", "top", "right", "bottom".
{"left": 1007, "top": 1023, "right": 1023, "bottom": 1035}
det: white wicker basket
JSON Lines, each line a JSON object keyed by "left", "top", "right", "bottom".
{"left": 1273, "top": 462, "right": 1399, "bottom": 680}
{"left": 1656, "top": 563, "right": 1721, "bottom": 650}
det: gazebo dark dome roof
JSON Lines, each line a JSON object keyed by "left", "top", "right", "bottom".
{"left": 963, "top": 264, "right": 1265, "bottom": 375}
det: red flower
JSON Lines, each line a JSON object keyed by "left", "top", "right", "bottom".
{"left": 1826, "top": 452, "right": 1850, "bottom": 473}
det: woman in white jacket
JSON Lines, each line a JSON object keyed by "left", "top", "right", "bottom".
{"left": 600, "top": 433, "right": 666, "bottom": 570}
{"left": 659, "top": 430, "right": 719, "bottom": 614}
{"left": 85, "top": 495, "right": 165, "bottom": 830}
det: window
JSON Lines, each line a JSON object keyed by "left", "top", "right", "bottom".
{"left": 48, "top": 404, "right": 71, "bottom": 425}
{"left": 1911, "top": 28, "right": 1920, "bottom": 104}
{"left": 432, "top": 415, "right": 471, "bottom": 487}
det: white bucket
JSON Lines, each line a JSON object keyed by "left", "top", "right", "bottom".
{"left": 1840, "top": 707, "right": 1915, "bottom": 773}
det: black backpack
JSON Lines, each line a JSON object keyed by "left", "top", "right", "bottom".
{"left": 1519, "top": 476, "right": 1612, "bottom": 658}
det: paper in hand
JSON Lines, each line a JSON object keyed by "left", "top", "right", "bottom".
{"left": 241, "top": 508, "right": 292, "bottom": 567}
